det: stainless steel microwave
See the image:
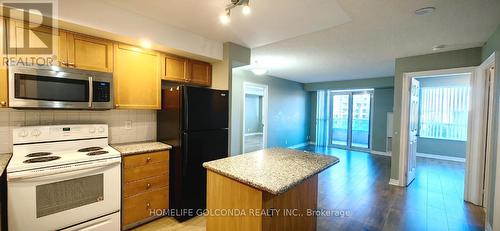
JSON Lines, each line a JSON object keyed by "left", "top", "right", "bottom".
{"left": 8, "top": 65, "right": 114, "bottom": 110}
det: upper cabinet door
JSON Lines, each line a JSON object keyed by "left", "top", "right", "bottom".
{"left": 162, "top": 54, "right": 187, "bottom": 82}
{"left": 7, "top": 19, "right": 61, "bottom": 66}
{"left": 114, "top": 44, "right": 161, "bottom": 109}
{"left": 67, "top": 33, "right": 114, "bottom": 72}
{"left": 188, "top": 60, "right": 212, "bottom": 86}
{"left": 0, "top": 18, "right": 7, "bottom": 108}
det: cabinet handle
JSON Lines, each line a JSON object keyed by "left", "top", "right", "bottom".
{"left": 146, "top": 157, "right": 152, "bottom": 162}
{"left": 146, "top": 202, "right": 151, "bottom": 208}
{"left": 68, "top": 62, "right": 75, "bottom": 67}
{"left": 0, "top": 101, "right": 6, "bottom": 106}
{"left": 115, "top": 104, "right": 119, "bottom": 108}
{"left": 146, "top": 183, "right": 151, "bottom": 189}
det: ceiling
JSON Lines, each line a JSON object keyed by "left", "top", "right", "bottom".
{"left": 103, "top": 0, "right": 500, "bottom": 83}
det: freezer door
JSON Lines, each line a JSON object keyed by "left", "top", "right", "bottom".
{"left": 183, "top": 86, "right": 228, "bottom": 131}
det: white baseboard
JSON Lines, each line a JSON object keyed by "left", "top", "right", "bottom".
{"left": 288, "top": 142, "right": 309, "bottom": 149}
{"left": 416, "top": 152, "right": 466, "bottom": 162}
{"left": 370, "top": 150, "right": 391, "bottom": 157}
{"left": 389, "top": 178, "right": 400, "bottom": 186}
{"left": 486, "top": 222, "right": 492, "bottom": 231}
{"left": 244, "top": 132, "right": 264, "bottom": 137}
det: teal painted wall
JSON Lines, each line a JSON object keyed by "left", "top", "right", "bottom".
{"left": 417, "top": 138, "right": 466, "bottom": 158}
{"left": 391, "top": 47, "right": 482, "bottom": 182}
{"left": 372, "top": 88, "right": 394, "bottom": 152}
{"left": 482, "top": 24, "right": 500, "bottom": 61}
{"left": 305, "top": 77, "right": 394, "bottom": 152}
{"left": 309, "top": 91, "right": 317, "bottom": 143}
{"left": 230, "top": 69, "right": 310, "bottom": 155}
{"left": 304, "top": 76, "right": 394, "bottom": 91}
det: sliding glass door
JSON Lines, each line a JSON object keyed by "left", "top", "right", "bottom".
{"left": 330, "top": 94, "right": 350, "bottom": 146}
{"left": 329, "top": 90, "right": 372, "bottom": 149}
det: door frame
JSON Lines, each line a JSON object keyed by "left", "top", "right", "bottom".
{"left": 241, "top": 82, "right": 268, "bottom": 153}
{"left": 328, "top": 89, "right": 374, "bottom": 151}
{"left": 398, "top": 66, "right": 476, "bottom": 187}
{"left": 472, "top": 53, "right": 495, "bottom": 208}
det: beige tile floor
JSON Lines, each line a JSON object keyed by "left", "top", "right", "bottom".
{"left": 133, "top": 216, "right": 206, "bottom": 231}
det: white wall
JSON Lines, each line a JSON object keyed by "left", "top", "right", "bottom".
{"left": 0, "top": 109, "right": 157, "bottom": 153}
{"left": 58, "top": 0, "right": 223, "bottom": 60}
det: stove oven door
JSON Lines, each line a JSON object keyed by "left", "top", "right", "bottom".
{"left": 7, "top": 159, "right": 121, "bottom": 231}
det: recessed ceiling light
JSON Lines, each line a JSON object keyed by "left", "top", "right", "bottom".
{"left": 242, "top": 5, "right": 251, "bottom": 15}
{"left": 251, "top": 69, "right": 268, "bottom": 76}
{"left": 415, "top": 7, "right": 435, "bottom": 16}
{"left": 140, "top": 39, "right": 152, "bottom": 49}
{"left": 220, "top": 12, "right": 231, "bottom": 25}
{"left": 432, "top": 44, "right": 446, "bottom": 51}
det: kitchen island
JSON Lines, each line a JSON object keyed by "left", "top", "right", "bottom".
{"left": 203, "top": 148, "right": 339, "bottom": 231}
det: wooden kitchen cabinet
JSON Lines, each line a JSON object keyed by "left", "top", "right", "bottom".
{"left": 0, "top": 66, "right": 6, "bottom": 108}
{"left": 122, "top": 150, "right": 169, "bottom": 229}
{"left": 162, "top": 54, "right": 188, "bottom": 82}
{"left": 0, "top": 18, "right": 7, "bottom": 108}
{"left": 6, "top": 19, "right": 113, "bottom": 73}
{"left": 114, "top": 43, "right": 161, "bottom": 109}
{"left": 162, "top": 54, "right": 212, "bottom": 86}
{"left": 6, "top": 19, "right": 61, "bottom": 66}
{"left": 60, "top": 31, "right": 114, "bottom": 72}
{"left": 188, "top": 60, "right": 212, "bottom": 86}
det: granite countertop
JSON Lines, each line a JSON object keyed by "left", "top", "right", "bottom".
{"left": 203, "top": 148, "right": 339, "bottom": 195}
{"left": 111, "top": 141, "right": 172, "bottom": 156}
{"left": 0, "top": 153, "right": 12, "bottom": 176}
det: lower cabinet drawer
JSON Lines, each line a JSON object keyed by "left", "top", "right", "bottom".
{"left": 123, "top": 187, "right": 169, "bottom": 226}
{"left": 123, "top": 174, "right": 169, "bottom": 198}
{"left": 123, "top": 162, "right": 169, "bottom": 183}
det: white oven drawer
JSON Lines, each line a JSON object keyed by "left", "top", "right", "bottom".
{"left": 61, "top": 212, "right": 120, "bottom": 231}
{"left": 7, "top": 158, "right": 121, "bottom": 231}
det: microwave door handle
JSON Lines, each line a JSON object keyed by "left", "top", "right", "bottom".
{"left": 88, "top": 76, "right": 93, "bottom": 108}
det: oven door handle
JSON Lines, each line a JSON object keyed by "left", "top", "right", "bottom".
{"left": 7, "top": 159, "right": 121, "bottom": 182}
{"left": 88, "top": 76, "right": 94, "bottom": 108}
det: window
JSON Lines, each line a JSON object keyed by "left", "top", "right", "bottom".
{"left": 315, "top": 89, "right": 372, "bottom": 149}
{"left": 419, "top": 86, "right": 469, "bottom": 141}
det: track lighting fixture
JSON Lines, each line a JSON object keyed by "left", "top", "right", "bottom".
{"left": 220, "top": 0, "right": 251, "bottom": 25}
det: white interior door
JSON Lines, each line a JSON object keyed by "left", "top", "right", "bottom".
{"left": 465, "top": 55, "right": 495, "bottom": 206}
{"left": 407, "top": 78, "right": 420, "bottom": 185}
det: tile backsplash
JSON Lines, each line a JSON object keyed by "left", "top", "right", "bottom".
{"left": 0, "top": 109, "right": 157, "bottom": 153}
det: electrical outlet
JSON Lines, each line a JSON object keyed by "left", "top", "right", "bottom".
{"left": 125, "top": 120, "right": 132, "bottom": 129}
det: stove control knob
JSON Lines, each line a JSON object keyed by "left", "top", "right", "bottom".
{"left": 89, "top": 127, "right": 96, "bottom": 133}
{"left": 18, "top": 130, "right": 28, "bottom": 138}
{"left": 97, "top": 127, "right": 105, "bottom": 133}
{"left": 31, "top": 129, "right": 41, "bottom": 137}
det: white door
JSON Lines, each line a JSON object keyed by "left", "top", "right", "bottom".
{"left": 407, "top": 78, "right": 420, "bottom": 185}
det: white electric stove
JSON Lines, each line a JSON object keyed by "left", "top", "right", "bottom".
{"left": 7, "top": 124, "right": 121, "bottom": 231}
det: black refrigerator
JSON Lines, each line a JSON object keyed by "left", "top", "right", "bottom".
{"left": 157, "top": 84, "right": 229, "bottom": 221}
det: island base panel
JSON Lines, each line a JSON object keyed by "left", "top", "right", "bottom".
{"left": 206, "top": 170, "right": 318, "bottom": 231}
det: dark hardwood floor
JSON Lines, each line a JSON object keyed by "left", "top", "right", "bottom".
{"left": 298, "top": 145, "right": 485, "bottom": 231}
